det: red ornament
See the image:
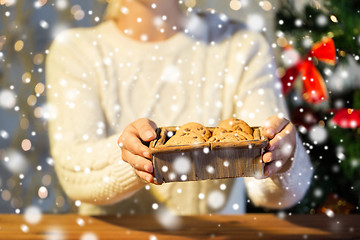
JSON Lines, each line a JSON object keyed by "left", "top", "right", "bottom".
{"left": 281, "top": 37, "right": 336, "bottom": 104}
{"left": 331, "top": 108, "right": 360, "bottom": 128}
{"left": 318, "top": 193, "right": 354, "bottom": 215}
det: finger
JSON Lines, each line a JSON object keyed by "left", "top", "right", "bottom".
{"left": 263, "top": 147, "right": 292, "bottom": 164}
{"left": 132, "top": 118, "right": 157, "bottom": 142}
{"left": 264, "top": 156, "right": 294, "bottom": 176}
{"left": 263, "top": 115, "right": 290, "bottom": 139}
{"left": 264, "top": 159, "right": 285, "bottom": 176}
{"left": 122, "top": 149, "right": 154, "bottom": 173}
{"left": 119, "top": 131, "right": 152, "bottom": 158}
{"left": 135, "top": 169, "right": 155, "bottom": 183}
{"left": 262, "top": 151, "right": 272, "bottom": 163}
{"left": 263, "top": 148, "right": 290, "bottom": 164}
{"left": 266, "top": 122, "right": 295, "bottom": 152}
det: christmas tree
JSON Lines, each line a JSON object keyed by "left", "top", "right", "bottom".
{"left": 275, "top": 0, "right": 360, "bottom": 214}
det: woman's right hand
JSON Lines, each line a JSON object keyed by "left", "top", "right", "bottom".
{"left": 118, "top": 118, "right": 158, "bottom": 183}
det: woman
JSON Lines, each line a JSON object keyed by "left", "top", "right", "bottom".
{"left": 46, "top": 0, "right": 313, "bottom": 215}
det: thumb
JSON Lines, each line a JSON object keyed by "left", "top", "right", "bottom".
{"left": 263, "top": 115, "right": 289, "bottom": 139}
{"left": 132, "top": 118, "right": 157, "bottom": 142}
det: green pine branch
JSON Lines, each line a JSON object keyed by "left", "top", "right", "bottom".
{"left": 277, "top": 0, "right": 360, "bottom": 62}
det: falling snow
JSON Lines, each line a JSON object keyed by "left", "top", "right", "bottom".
{"left": 246, "top": 14, "right": 265, "bottom": 32}
{"left": 173, "top": 156, "right": 191, "bottom": 174}
{"left": 0, "top": 2, "right": 358, "bottom": 236}
{"left": 80, "top": 232, "right": 98, "bottom": 240}
{"left": 308, "top": 125, "right": 328, "bottom": 145}
{"left": 155, "top": 208, "right": 182, "bottom": 230}
{"left": 0, "top": 89, "right": 17, "bottom": 109}
{"left": 207, "top": 190, "right": 226, "bottom": 210}
{"left": 1, "top": 149, "right": 29, "bottom": 174}
{"left": 24, "top": 206, "right": 42, "bottom": 225}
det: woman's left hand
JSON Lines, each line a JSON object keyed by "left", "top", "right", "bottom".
{"left": 262, "top": 115, "right": 297, "bottom": 177}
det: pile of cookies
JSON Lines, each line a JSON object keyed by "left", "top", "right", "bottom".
{"left": 209, "top": 117, "right": 254, "bottom": 142}
{"left": 165, "top": 118, "right": 254, "bottom": 146}
{"left": 165, "top": 122, "right": 212, "bottom": 146}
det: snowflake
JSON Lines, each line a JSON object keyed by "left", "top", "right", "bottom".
{"left": 40, "top": 20, "right": 49, "bottom": 29}
{"left": 308, "top": 125, "right": 328, "bottom": 144}
{"left": 282, "top": 48, "right": 300, "bottom": 67}
{"left": 280, "top": 143, "right": 293, "bottom": 156}
{"left": 76, "top": 218, "right": 85, "bottom": 226}
{"left": 313, "top": 188, "right": 323, "bottom": 198}
{"left": 2, "top": 149, "right": 29, "bottom": 174}
{"left": 161, "top": 166, "right": 168, "bottom": 172}
{"left": 198, "top": 193, "right": 205, "bottom": 199}
{"left": 75, "top": 200, "right": 81, "bottom": 207}
{"left": 149, "top": 235, "right": 158, "bottom": 240}
{"left": 155, "top": 208, "right": 182, "bottom": 230}
{"left": 232, "top": 203, "right": 239, "bottom": 210}
{"left": 0, "top": 130, "right": 9, "bottom": 139}
{"left": 20, "top": 224, "right": 29, "bottom": 233}
{"left": 55, "top": 0, "right": 68, "bottom": 10}
{"left": 24, "top": 206, "right": 42, "bottom": 225}
{"left": 152, "top": 203, "right": 159, "bottom": 210}
{"left": 153, "top": 16, "right": 163, "bottom": 28}
{"left": 316, "top": 14, "right": 328, "bottom": 27}
{"left": 206, "top": 165, "right": 215, "bottom": 174}
{"left": 207, "top": 190, "right": 225, "bottom": 210}
{"left": 161, "top": 65, "right": 180, "bottom": 83}
{"left": 203, "top": 147, "right": 210, "bottom": 154}
{"left": 0, "top": 89, "right": 17, "bottom": 109}
{"left": 80, "top": 232, "right": 98, "bottom": 240}
{"left": 246, "top": 14, "right": 265, "bottom": 32}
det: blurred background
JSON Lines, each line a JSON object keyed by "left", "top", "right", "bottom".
{"left": 0, "top": 0, "right": 359, "bottom": 215}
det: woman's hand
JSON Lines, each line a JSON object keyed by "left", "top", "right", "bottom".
{"left": 262, "top": 115, "right": 296, "bottom": 177}
{"left": 118, "top": 118, "right": 157, "bottom": 183}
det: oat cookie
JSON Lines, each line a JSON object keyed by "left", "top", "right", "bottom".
{"left": 232, "top": 130, "right": 254, "bottom": 140}
{"left": 165, "top": 133, "right": 206, "bottom": 146}
{"left": 177, "top": 122, "right": 211, "bottom": 140}
{"left": 212, "top": 127, "right": 227, "bottom": 136}
{"left": 219, "top": 117, "right": 253, "bottom": 135}
{"left": 208, "top": 132, "right": 245, "bottom": 143}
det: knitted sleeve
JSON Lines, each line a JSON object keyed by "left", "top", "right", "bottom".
{"left": 46, "top": 29, "right": 144, "bottom": 205}
{"left": 231, "top": 31, "right": 313, "bottom": 209}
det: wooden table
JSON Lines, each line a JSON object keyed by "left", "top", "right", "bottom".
{"left": 0, "top": 214, "right": 359, "bottom": 239}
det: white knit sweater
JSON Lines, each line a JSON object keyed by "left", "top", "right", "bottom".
{"left": 46, "top": 12, "right": 313, "bottom": 215}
